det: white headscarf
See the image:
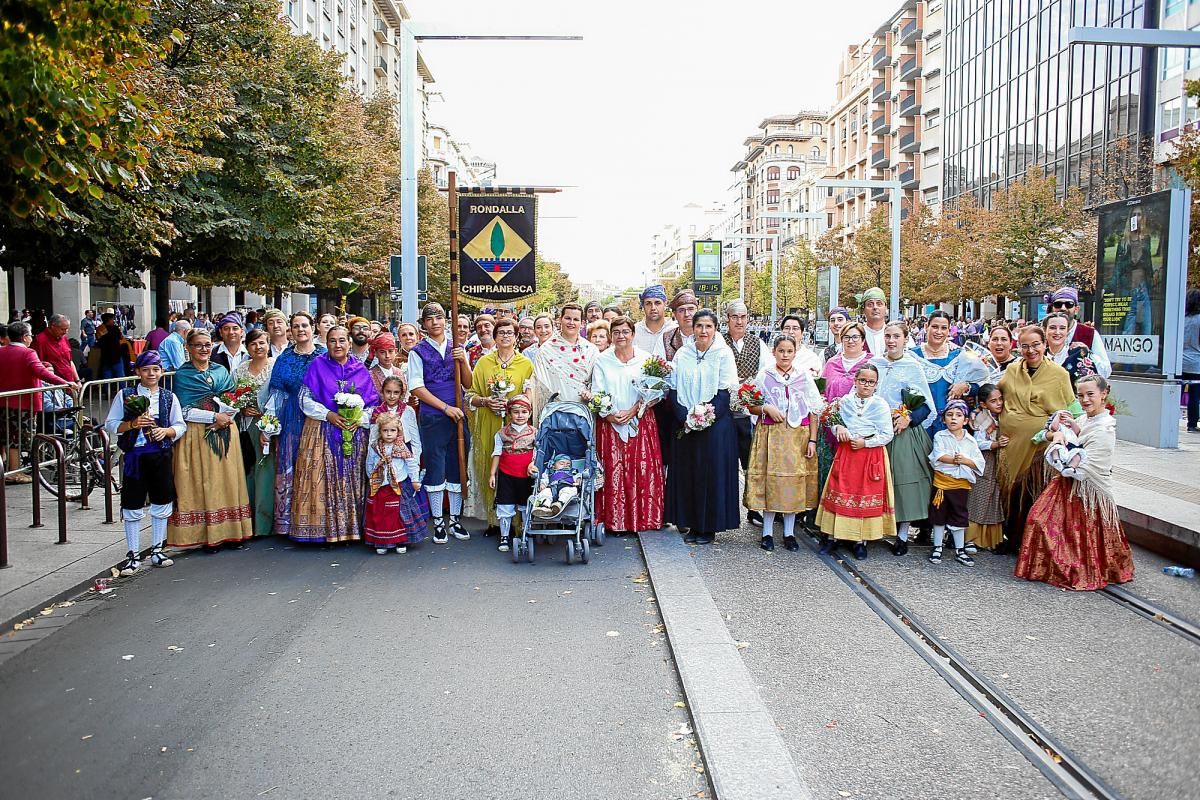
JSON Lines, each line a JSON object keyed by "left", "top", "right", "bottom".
{"left": 671, "top": 332, "right": 737, "bottom": 410}
{"left": 870, "top": 353, "right": 937, "bottom": 429}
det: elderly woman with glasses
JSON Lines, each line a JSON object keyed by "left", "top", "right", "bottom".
{"left": 167, "top": 328, "right": 254, "bottom": 552}
{"left": 464, "top": 318, "right": 533, "bottom": 538}
{"left": 995, "top": 325, "right": 1074, "bottom": 553}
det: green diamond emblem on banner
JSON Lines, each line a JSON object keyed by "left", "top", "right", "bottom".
{"left": 463, "top": 216, "right": 533, "bottom": 283}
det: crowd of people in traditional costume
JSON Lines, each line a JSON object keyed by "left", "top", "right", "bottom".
{"left": 100, "top": 281, "right": 1134, "bottom": 593}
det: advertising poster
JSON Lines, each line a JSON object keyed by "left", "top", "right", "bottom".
{"left": 814, "top": 267, "right": 832, "bottom": 346}
{"left": 1095, "top": 190, "right": 1172, "bottom": 375}
{"left": 458, "top": 193, "right": 538, "bottom": 302}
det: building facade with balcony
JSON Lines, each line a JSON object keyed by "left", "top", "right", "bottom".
{"left": 427, "top": 123, "right": 498, "bottom": 189}
{"left": 729, "top": 113, "right": 830, "bottom": 268}
{"left": 649, "top": 202, "right": 729, "bottom": 286}
{"left": 942, "top": 1, "right": 1155, "bottom": 208}
{"left": 827, "top": 1, "right": 940, "bottom": 241}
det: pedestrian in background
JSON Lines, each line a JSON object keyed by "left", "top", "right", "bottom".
{"left": 0, "top": 321, "right": 79, "bottom": 484}
{"left": 1181, "top": 289, "right": 1200, "bottom": 433}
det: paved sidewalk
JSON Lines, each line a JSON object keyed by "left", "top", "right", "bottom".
{"left": 1113, "top": 433, "right": 1200, "bottom": 564}
{"left": 0, "top": 483, "right": 143, "bottom": 629}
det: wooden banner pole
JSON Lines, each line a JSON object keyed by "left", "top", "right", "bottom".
{"left": 448, "top": 170, "right": 469, "bottom": 493}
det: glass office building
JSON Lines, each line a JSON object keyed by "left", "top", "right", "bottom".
{"left": 943, "top": 1, "right": 1156, "bottom": 207}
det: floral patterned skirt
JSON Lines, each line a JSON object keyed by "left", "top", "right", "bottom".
{"left": 596, "top": 415, "right": 664, "bottom": 532}
{"left": 1015, "top": 476, "right": 1134, "bottom": 590}
{"left": 816, "top": 445, "right": 895, "bottom": 542}
{"left": 743, "top": 422, "right": 817, "bottom": 514}
{"left": 290, "top": 418, "right": 366, "bottom": 543}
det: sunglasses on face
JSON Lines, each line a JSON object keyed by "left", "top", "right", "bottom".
{"left": 1051, "top": 302, "right": 1076, "bottom": 310}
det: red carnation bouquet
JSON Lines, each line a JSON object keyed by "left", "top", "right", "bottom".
{"left": 220, "top": 378, "right": 260, "bottom": 414}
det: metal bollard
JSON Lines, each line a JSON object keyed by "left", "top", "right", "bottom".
{"left": 0, "top": 452, "right": 8, "bottom": 569}
{"left": 78, "top": 413, "right": 91, "bottom": 511}
{"left": 97, "top": 428, "right": 114, "bottom": 525}
{"left": 31, "top": 434, "right": 68, "bottom": 544}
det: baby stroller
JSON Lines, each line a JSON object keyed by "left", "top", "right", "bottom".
{"left": 513, "top": 400, "right": 605, "bottom": 565}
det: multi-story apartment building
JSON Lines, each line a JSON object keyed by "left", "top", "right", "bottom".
{"left": 942, "top": 1, "right": 1154, "bottom": 207}
{"left": 427, "top": 123, "right": 498, "bottom": 189}
{"left": 826, "top": 0, "right": 932, "bottom": 242}
{"left": 729, "top": 113, "right": 829, "bottom": 267}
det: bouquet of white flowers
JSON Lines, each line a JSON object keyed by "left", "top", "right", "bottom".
{"left": 333, "top": 387, "right": 366, "bottom": 456}
{"left": 256, "top": 414, "right": 281, "bottom": 456}
{"left": 587, "top": 391, "right": 614, "bottom": 417}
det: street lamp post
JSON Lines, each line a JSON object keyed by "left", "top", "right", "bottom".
{"left": 760, "top": 210, "right": 829, "bottom": 326}
{"left": 397, "top": 28, "right": 582, "bottom": 323}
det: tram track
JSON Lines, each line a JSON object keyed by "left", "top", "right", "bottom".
{"left": 1098, "top": 584, "right": 1200, "bottom": 647}
{"left": 800, "top": 532, "right": 1125, "bottom": 800}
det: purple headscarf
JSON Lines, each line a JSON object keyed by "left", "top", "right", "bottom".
{"left": 1044, "top": 286, "right": 1079, "bottom": 305}
{"left": 134, "top": 350, "right": 162, "bottom": 370}
{"left": 302, "top": 351, "right": 380, "bottom": 464}
{"left": 829, "top": 307, "right": 851, "bottom": 321}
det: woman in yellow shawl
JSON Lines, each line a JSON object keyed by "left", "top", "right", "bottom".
{"left": 464, "top": 318, "right": 534, "bottom": 536}
{"left": 996, "top": 325, "right": 1074, "bottom": 553}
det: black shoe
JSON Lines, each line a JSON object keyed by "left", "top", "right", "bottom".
{"left": 747, "top": 510, "right": 764, "bottom": 526}
{"left": 853, "top": 542, "right": 867, "bottom": 560}
{"left": 783, "top": 536, "right": 799, "bottom": 552}
{"left": 684, "top": 532, "right": 699, "bottom": 544}
{"left": 993, "top": 540, "right": 1012, "bottom": 555}
{"left": 484, "top": 525, "right": 499, "bottom": 538}
{"left": 760, "top": 535, "right": 775, "bottom": 552}
{"left": 203, "top": 545, "right": 220, "bottom": 554}
{"left": 817, "top": 536, "right": 834, "bottom": 554}
{"left": 697, "top": 533, "right": 715, "bottom": 545}
{"left": 892, "top": 540, "right": 909, "bottom": 557}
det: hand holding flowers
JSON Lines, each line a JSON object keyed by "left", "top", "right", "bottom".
{"left": 677, "top": 403, "right": 716, "bottom": 439}
{"left": 333, "top": 385, "right": 366, "bottom": 456}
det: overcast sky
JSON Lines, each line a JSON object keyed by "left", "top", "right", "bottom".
{"left": 407, "top": 0, "right": 901, "bottom": 289}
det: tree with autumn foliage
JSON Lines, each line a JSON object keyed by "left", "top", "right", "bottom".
{"left": 1167, "top": 80, "right": 1200, "bottom": 287}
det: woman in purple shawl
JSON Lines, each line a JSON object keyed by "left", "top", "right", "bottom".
{"left": 291, "top": 326, "right": 379, "bottom": 543}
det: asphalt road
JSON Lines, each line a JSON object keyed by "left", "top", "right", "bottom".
{"left": 0, "top": 533, "right": 707, "bottom": 800}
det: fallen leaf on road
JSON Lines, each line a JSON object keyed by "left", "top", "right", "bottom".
{"left": 121, "top": 655, "right": 135, "bottom": 661}
{"left": 736, "top": 641, "right": 750, "bottom": 650}
{"left": 110, "top": 568, "right": 120, "bottom": 578}
{"left": 56, "top": 601, "right": 75, "bottom": 608}
{"left": 606, "top": 631, "right": 620, "bottom": 637}
{"left": 81, "top": 734, "right": 93, "bottom": 741}
{"left": 166, "top": 646, "right": 183, "bottom": 652}
{"left": 632, "top": 574, "right": 649, "bottom": 584}
{"left": 39, "top": 607, "right": 54, "bottom": 616}
{"left": 673, "top": 701, "right": 687, "bottom": 708}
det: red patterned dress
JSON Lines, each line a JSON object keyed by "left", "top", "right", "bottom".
{"left": 1016, "top": 410, "right": 1133, "bottom": 590}
{"left": 591, "top": 346, "right": 665, "bottom": 533}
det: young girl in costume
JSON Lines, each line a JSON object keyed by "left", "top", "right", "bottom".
{"left": 927, "top": 400, "right": 985, "bottom": 566}
{"left": 967, "top": 384, "right": 1008, "bottom": 551}
{"left": 364, "top": 411, "right": 430, "bottom": 554}
{"left": 1015, "top": 375, "right": 1134, "bottom": 590}
{"left": 489, "top": 395, "right": 537, "bottom": 553}
{"left": 104, "top": 351, "right": 186, "bottom": 574}
{"left": 370, "top": 375, "right": 411, "bottom": 446}
{"left": 816, "top": 364, "right": 895, "bottom": 560}
{"left": 743, "top": 334, "right": 823, "bottom": 552}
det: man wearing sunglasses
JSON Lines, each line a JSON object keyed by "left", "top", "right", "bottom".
{"left": 1044, "top": 286, "right": 1111, "bottom": 377}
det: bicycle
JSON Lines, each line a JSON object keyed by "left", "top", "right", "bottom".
{"left": 32, "top": 407, "right": 121, "bottom": 501}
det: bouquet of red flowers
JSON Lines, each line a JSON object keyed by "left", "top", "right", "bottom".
{"left": 220, "top": 379, "right": 259, "bottom": 413}
{"left": 642, "top": 355, "right": 671, "bottom": 381}
{"left": 737, "top": 382, "right": 764, "bottom": 408}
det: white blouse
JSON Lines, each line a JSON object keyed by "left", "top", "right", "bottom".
{"left": 836, "top": 393, "right": 894, "bottom": 447}
{"left": 929, "top": 429, "right": 985, "bottom": 482}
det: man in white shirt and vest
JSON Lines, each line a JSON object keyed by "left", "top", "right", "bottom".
{"left": 724, "top": 300, "right": 771, "bottom": 526}
{"left": 633, "top": 284, "right": 677, "bottom": 358}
